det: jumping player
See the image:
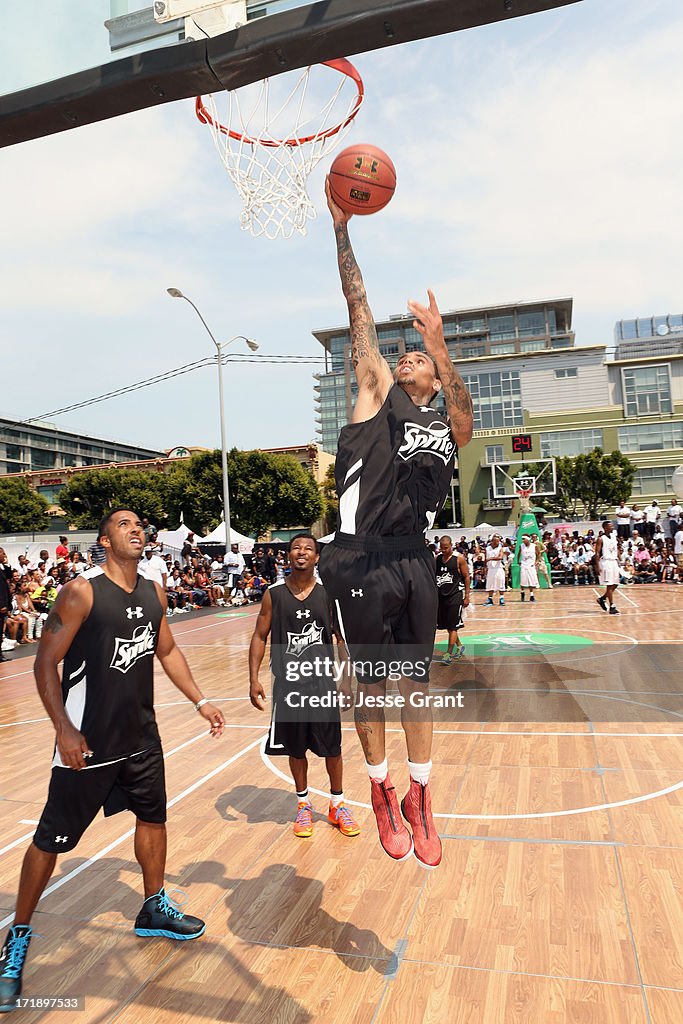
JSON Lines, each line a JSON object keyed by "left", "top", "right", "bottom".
{"left": 318, "top": 180, "right": 473, "bottom": 869}
{"left": 249, "top": 534, "right": 360, "bottom": 840}
{"left": 595, "top": 520, "right": 620, "bottom": 614}
{"left": 0, "top": 509, "right": 225, "bottom": 1014}
{"left": 435, "top": 536, "right": 470, "bottom": 663}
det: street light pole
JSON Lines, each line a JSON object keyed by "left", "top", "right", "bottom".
{"left": 166, "top": 288, "right": 258, "bottom": 548}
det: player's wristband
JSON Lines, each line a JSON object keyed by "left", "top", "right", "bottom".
{"left": 194, "top": 698, "right": 210, "bottom": 712}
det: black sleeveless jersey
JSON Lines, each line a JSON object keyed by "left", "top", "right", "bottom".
{"left": 56, "top": 569, "right": 163, "bottom": 767}
{"left": 335, "top": 385, "right": 457, "bottom": 537}
{"left": 435, "top": 554, "right": 464, "bottom": 599}
{"left": 269, "top": 580, "right": 335, "bottom": 684}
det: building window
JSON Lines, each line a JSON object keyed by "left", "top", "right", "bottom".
{"left": 622, "top": 365, "right": 672, "bottom": 417}
{"left": 631, "top": 466, "right": 674, "bottom": 496}
{"left": 461, "top": 344, "right": 486, "bottom": 359}
{"left": 459, "top": 317, "right": 486, "bottom": 334}
{"left": 488, "top": 315, "right": 515, "bottom": 341}
{"left": 554, "top": 367, "right": 578, "bottom": 379}
{"left": 462, "top": 370, "right": 523, "bottom": 430}
{"left": 485, "top": 445, "right": 504, "bottom": 464}
{"left": 5, "top": 444, "right": 22, "bottom": 460}
{"left": 30, "top": 448, "right": 56, "bottom": 469}
{"left": 519, "top": 340, "right": 545, "bottom": 353}
{"left": 550, "top": 337, "right": 571, "bottom": 349}
{"left": 540, "top": 429, "right": 604, "bottom": 458}
{"left": 618, "top": 421, "right": 683, "bottom": 453}
{"left": 490, "top": 343, "right": 516, "bottom": 355}
{"left": 518, "top": 312, "right": 545, "bottom": 336}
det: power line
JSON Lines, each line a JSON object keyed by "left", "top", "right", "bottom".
{"left": 30, "top": 353, "right": 325, "bottom": 422}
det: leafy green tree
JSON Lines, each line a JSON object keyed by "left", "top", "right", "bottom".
{"left": 320, "top": 463, "right": 338, "bottom": 533}
{"left": 0, "top": 479, "right": 49, "bottom": 532}
{"left": 524, "top": 449, "right": 635, "bottom": 520}
{"left": 572, "top": 448, "right": 635, "bottom": 519}
{"left": 165, "top": 451, "right": 223, "bottom": 533}
{"left": 58, "top": 469, "right": 168, "bottom": 530}
{"left": 165, "top": 449, "right": 324, "bottom": 537}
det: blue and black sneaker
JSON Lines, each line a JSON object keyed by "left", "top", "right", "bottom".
{"left": 0, "top": 925, "right": 32, "bottom": 1013}
{"left": 134, "top": 888, "right": 205, "bottom": 940}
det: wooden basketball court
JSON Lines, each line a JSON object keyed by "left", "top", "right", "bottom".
{"left": 1, "top": 585, "right": 682, "bottom": 1023}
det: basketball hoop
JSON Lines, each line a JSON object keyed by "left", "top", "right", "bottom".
{"left": 195, "top": 58, "right": 364, "bottom": 239}
{"left": 516, "top": 487, "right": 533, "bottom": 513}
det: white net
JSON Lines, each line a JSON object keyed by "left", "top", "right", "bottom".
{"left": 198, "top": 60, "right": 364, "bottom": 240}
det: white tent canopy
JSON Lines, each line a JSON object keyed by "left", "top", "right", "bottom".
{"left": 202, "top": 522, "right": 254, "bottom": 552}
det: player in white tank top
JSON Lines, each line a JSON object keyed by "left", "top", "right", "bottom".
{"left": 595, "top": 521, "right": 620, "bottom": 613}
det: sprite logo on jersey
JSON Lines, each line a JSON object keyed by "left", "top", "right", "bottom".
{"left": 398, "top": 421, "right": 455, "bottom": 465}
{"left": 286, "top": 621, "right": 325, "bottom": 658}
{"left": 110, "top": 622, "right": 157, "bottom": 674}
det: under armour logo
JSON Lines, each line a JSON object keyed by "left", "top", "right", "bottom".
{"left": 351, "top": 589, "right": 364, "bottom": 598}
{"left": 296, "top": 609, "right": 310, "bottom": 619}
{"left": 55, "top": 835, "right": 69, "bottom": 843}
{"left": 126, "top": 606, "right": 143, "bottom": 619}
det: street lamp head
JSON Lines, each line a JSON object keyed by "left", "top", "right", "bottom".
{"left": 246, "top": 339, "right": 259, "bottom": 352}
{"left": 167, "top": 287, "right": 184, "bottom": 298}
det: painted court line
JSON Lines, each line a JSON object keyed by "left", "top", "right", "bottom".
{"left": 0, "top": 734, "right": 265, "bottom": 931}
{"left": 260, "top": 737, "right": 683, "bottom": 821}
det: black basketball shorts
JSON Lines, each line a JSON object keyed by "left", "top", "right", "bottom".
{"left": 437, "top": 594, "right": 465, "bottom": 632}
{"left": 318, "top": 533, "right": 438, "bottom": 683}
{"left": 33, "top": 746, "right": 167, "bottom": 854}
{"left": 264, "top": 678, "right": 342, "bottom": 760}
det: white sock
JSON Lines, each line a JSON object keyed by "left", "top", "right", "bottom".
{"left": 296, "top": 789, "right": 309, "bottom": 802}
{"left": 330, "top": 792, "right": 344, "bottom": 808}
{"left": 408, "top": 759, "right": 432, "bottom": 786}
{"left": 366, "top": 759, "right": 388, "bottom": 783}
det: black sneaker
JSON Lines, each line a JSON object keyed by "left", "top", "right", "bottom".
{"left": 596, "top": 596, "right": 607, "bottom": 612}
{"left": 0, "top": 925, "right": 32, "bottom": 1012}
{"left": 134, "top": 889, "right": 205, "bottom": 941}
{"left": 609, "top": 606, "right": 619, "bottom": 615}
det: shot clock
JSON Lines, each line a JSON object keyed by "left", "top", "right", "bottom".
{"left": 511, "top": 434, "right": 533, "bottom": 455}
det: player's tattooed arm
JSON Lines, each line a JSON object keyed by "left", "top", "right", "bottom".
{"left": 43, "top": 609, "right": 64, "bottom": 634}
{"left": 326, "top": 178, "right": 392, "bottom": 414}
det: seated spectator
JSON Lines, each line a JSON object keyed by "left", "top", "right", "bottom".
{"left": 166, "top": 568, "right": 187, "bottom": 614}
{"left": 12, "top": 581, "right": 39, "bottom": 643}
{"left": 69, "top": 550, "right": 86, "bottom": 577}
{"left": 30, "top": 576, "right": 58, "bottom": 614}
{"left": 634, "top": 554, "right": 657, "bottom": 583}
{"left": 209, "top": 557, "right": 231, "bottom": 605}
{"left": 191, "top": 567, "right": 211, "bottom": 607}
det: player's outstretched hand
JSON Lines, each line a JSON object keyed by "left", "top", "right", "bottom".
{"left": 198, "top": 702, "right": 225, "bottom": 737}
{"left": 249, "top": 678, "right": 267, "bottom": 711}
{"left": 56, "top": 722, "right": 93, "bottom": 770}
{"left": 325, "top": 175, "right": 351, "bottom": 227}
{"left": 407, "top": 289, "right": 446, "bottom": 355}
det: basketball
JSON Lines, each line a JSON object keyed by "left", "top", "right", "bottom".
{"left": 328, "top": 144, "right": 396, "bottom": 215}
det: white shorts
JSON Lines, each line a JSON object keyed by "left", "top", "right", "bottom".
{"left": 599, "top": 560, "right": 620, "bottom": 586}
{"left": 486, "top": 565, "right": 506, "bottom": 592}
{"left": 520, "top": 564, "right": 539, "bottom": 588}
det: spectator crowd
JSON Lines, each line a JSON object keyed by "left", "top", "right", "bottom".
{"left": 1, "top": 497, "right": 682, "bottom": 660}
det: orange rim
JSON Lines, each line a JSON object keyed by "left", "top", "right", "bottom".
{"left": 195, "top": 57, "right": 364, "bottom": 147}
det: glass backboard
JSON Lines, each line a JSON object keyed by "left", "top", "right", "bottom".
{"left": 0, "top": 1, "right": 307, "bottom": 98}
{"left": 0, "top": 0, "right": 582, "bottom": 148}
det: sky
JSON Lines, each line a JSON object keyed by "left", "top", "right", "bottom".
{"left": 1, "top": 0, "right": 682, "bottom": 455}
